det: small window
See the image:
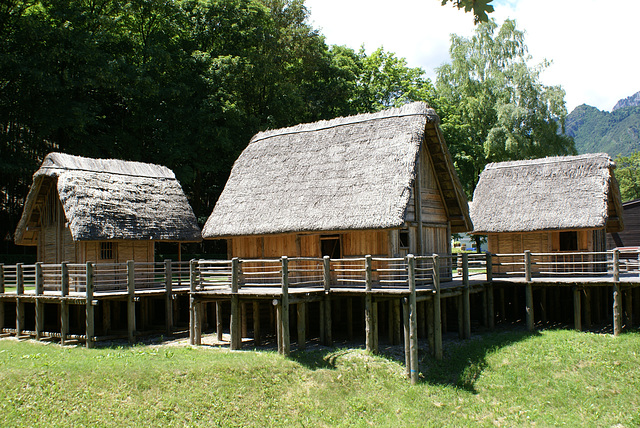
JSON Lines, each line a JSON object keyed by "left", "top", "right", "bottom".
{"left": 100, "top": 242, "right": 115, "bottom": 260}
{"left": 559, "top": 231, "right": 578, "bottom": 251}
{"left": 320, "top": 235, "right": 341, "bottom": 259}
{"left": 399, "top": 229, "right": 410, "bottom": 249}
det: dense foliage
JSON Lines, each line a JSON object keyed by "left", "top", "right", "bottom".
{"left": 566, "top": 104, "right": 640, "bottom": 158}
{"left": 0, "top": 2, "right": 573, "bottom": 255}
{"left": 614, "top": 151, "right": 640, "bottom": 202}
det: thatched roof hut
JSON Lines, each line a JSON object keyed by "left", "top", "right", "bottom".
{"left": 203, "top": 102, "right": 470, "bottom": 259}
{"left": 471, "top": 153, "right": 623, "bottom": 234}
{"left": 15, "top": 153, "right": 201, "bottom": 263}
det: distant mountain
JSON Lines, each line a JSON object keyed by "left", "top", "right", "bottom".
{"left": 565, "top": 97, "right": 640, "bottom": 157}
{"left": 613, "top": 91, "right": 640, "bottom": 111}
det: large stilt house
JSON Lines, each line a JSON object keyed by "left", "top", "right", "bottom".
{"left": 14, "top": 152, "right": 201, "bottom": 263}
{"left": 470, "top": 153, "right": 624, "bottom": 273}
{"left": 202, "top": 102, "right": 471, "bottom": 258}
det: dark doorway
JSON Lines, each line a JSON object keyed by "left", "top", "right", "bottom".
{"left": 559, "top": 231, "right": 578, "bottom": 251}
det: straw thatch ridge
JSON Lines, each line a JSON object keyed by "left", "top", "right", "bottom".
{"left": 15, "top": 153, "right": 201, "bottom": 244}
{"left": 470, "top": 153, "right": 624, "bottom": 234}
{"left": 203, "top": 102, "right": 471, "bottom": 238}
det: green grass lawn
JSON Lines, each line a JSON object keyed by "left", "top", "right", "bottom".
{"left": 0, "top": 329, "right": 638, "bottom": 427}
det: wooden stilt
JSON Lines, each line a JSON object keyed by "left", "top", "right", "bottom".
{"left": 462, "top": 253, "right": 470, "bottom": 339}
{"left": 584, "top": 288, "right": 592, "bottom": 329}
{"left": 253, "top": 301, "right": 261, "bottom": 346}
{"left": 297, "top": 303, "right": 306, "bottom": 350}
{"left": 613, "top": 250, "right": 622, "bottom": 336}
{"left": 276, "top": 301, "right": 283, "bottom": 354}
{"left": 403, "top": 299, "right": 410, "bottom": 379}
{"left": 573, "top": 287, "right": 581, "bottom": 331}
{"left": 216, "top": 302, "right": 223, "bottom": 342}
{"left": 373, "top": 300, "right": 379, "bottom": 352}
{"left": 165, "top": 260, "right": 173, "bottom": 335}
{"left": 230, "top": 258, "right": 241, "bottom": 350}
{"left": 433, "top": 255, "right": 443, "bottom": 360}
{"left": 487, "top": 283, "right": 495, "bottom": 330}
{"left": 35, "top": 263, "right": 43, "bottom": 341}
{"left": 526, "top": 284, "right": 534, "bottom": 331}
{"left": 365, "top": 255, "right": 376, "bottom": 353}
{"left": 540, "top": 287, "right": 547, "bottom": 325}
{"left": 281, "top": 256, "right": 290, "bottom": 356}
{"left": 60, "top": 263, "right": 69, "bottom": 344}
{"left": 85, "top": 262, "right": 95, "bottom": 348}
{"left": 128, "top": 260, "right": 136, "bottom": 344}
{"left": 408, "top": 255, "right": 418, "bottom": 385}
{"left": 322, "top": 256, "right": 332, "bottom": 346}
{"left": 241, "top": 303, "right": 248, "bottom": 338}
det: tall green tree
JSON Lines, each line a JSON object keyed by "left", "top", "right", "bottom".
{"left": 436, "top": 19, "right": 575, "bottom": 196}
{"left": 614, "top": 152, "right": 640, "bottom": 202}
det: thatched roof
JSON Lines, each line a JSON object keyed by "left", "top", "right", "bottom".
{"left": 15, "top": 153, "right": 201, "bottom": 244}
{"left": 470, "top": 153, "right": 624, "bottom": 234}
{"left": 203, "top": 102, "right": 471, "bottom": 238}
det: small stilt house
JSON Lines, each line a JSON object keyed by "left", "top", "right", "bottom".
{"left": 470, "top": 154, "right": 624, "bottom": 272}
{"left": 14, "top": 153, "right": 201, "bottom": 264}
{"left": 202, "top": 102, "right": 471, "bottom": 259}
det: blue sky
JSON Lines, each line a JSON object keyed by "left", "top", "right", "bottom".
{"left": 306, "top": 0, "right": 640, "bottom": 112}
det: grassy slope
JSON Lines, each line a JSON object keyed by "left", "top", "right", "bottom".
{"left": 0, "top": 329, "right": 638, "bottom": 427}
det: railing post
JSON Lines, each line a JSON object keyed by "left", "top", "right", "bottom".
{"left": 14, "top": 263, "right": 24, "bottom": 338}
{"left": 86, "top": 262, "right": 95, "bottom": 348}
{"left": 60, "top": 262, "right": 69, "bottom": 344}
{"left": 364, "top": 255, "right": 376, "bottom": 354}
{"left": 432, "top": 254, "right": 442, "bottom": 360}
{"left": 280, "top": 256, "right": 290, "bottom": 356}
{"left": 127, "top": 260, "right": 136, "bottom": 344}
{"left": 407, "top": 255, "right": 418, "bottom": 385}
{"left": 164, "top": 259, "right": 173, "bottom": 336}
{"left": 322, "top": 256, "right": 332, "bottom": 346}
{"left": 230, "top": 258, "right": 241, "bottom": 350}
{"left": 462, "top": 253, "right": 471, "bottom": 339}
{"left": 613, "top": 249, "right": 622, "bottom": 336}
{"left": 524, "top": 250, "right": 531, "bottom": 282}
{"left": 485, "top": 252, "right": 493, "bottom": 282}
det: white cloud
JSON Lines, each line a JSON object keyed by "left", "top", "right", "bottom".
{"left": 306, "top": 0, "right": 640, "bottom": 112}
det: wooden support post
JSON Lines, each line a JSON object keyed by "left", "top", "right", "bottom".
{"left": 364, "top": 255, "right": 376, "bottom": 354}
{"left": 241, "top": 303, "right": 248, "bottom": 338}
{"left": 487, "top": 283, "right": 495, "bottom": 330}
{"left": 584, "top": 288, "right": 592, "bottom": 329}
{"left": 373, "top": 300, "right": 379, "bottom": 352}
{"left": 165, "top": 259, "right": 173, "bottom": 335}
{"left": 280, "top": 256, "right": 290, "bottom": 356}
{"left": 60, "top": 262, "right": 69, "bottom": 344}
{"left": 86, "top": 262, "right": 95, "bottom": 348}
{"left": 253, "top": 301, "right": 261, "bottom": 346}
{"left": 15, "top": 263, "right": 24, "bottom": 338}
{"left": 35, "top": 263, "right": 43, "bottom": 341}
{"left": 426, "top": 299, "right": 434, "bottom": 355}
{"left": 573, "top": 287, "right": 581, "bottom": 331}
{"left": 462, "top": 253, "right": 471, "bottom": 339}
{"left": 407, "top": 255, "right": 418, "bottom": 384}
{"left": 322, "top": 256, "right": 332, "bottom": 346}
{"left": 613, "top": 249, "right": 622, "bottom": 336}
{"left": 128, "top": 260, "right": 136, "bottom": 344}
{"left": 297, "top": 302, "right": 306, "bottom": 350}
{"left": 526, "top": 284, "right": 534, "bottom": 331}
{"left": 485, "top": 252, "right": 493, "bottom": 282}
{"left": 216, "top": 302, "right": 223, "bottom": 342}
{"left": 540, "top": 287, "right": 547, "bottom": 325}
{"left": 433, "top": 254, "right": 443, "bottom": 360}
{"left": 403, "top": 298, "right": 410, "bottom": 379}
{"left": 190, "top": 260, "right": 202, "bottom": 345}
{"left": 625, "top": 289, "right": 633, "bottom": 328}
{"left": 230, "top": 258, "right": 241, "bottom": 350}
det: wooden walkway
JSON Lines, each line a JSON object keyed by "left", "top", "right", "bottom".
{"left": 1, "top": 249, "right": 639, "bottom": 384}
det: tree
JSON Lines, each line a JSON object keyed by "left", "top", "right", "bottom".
{"left": 440, "top": 0, "right": 494, "bottom": 24}
{"left": 614, "top": 152, "right": 640, "bottom": 202}
{"left": 435, "top": 19, "right": 575, "bottom": 196}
